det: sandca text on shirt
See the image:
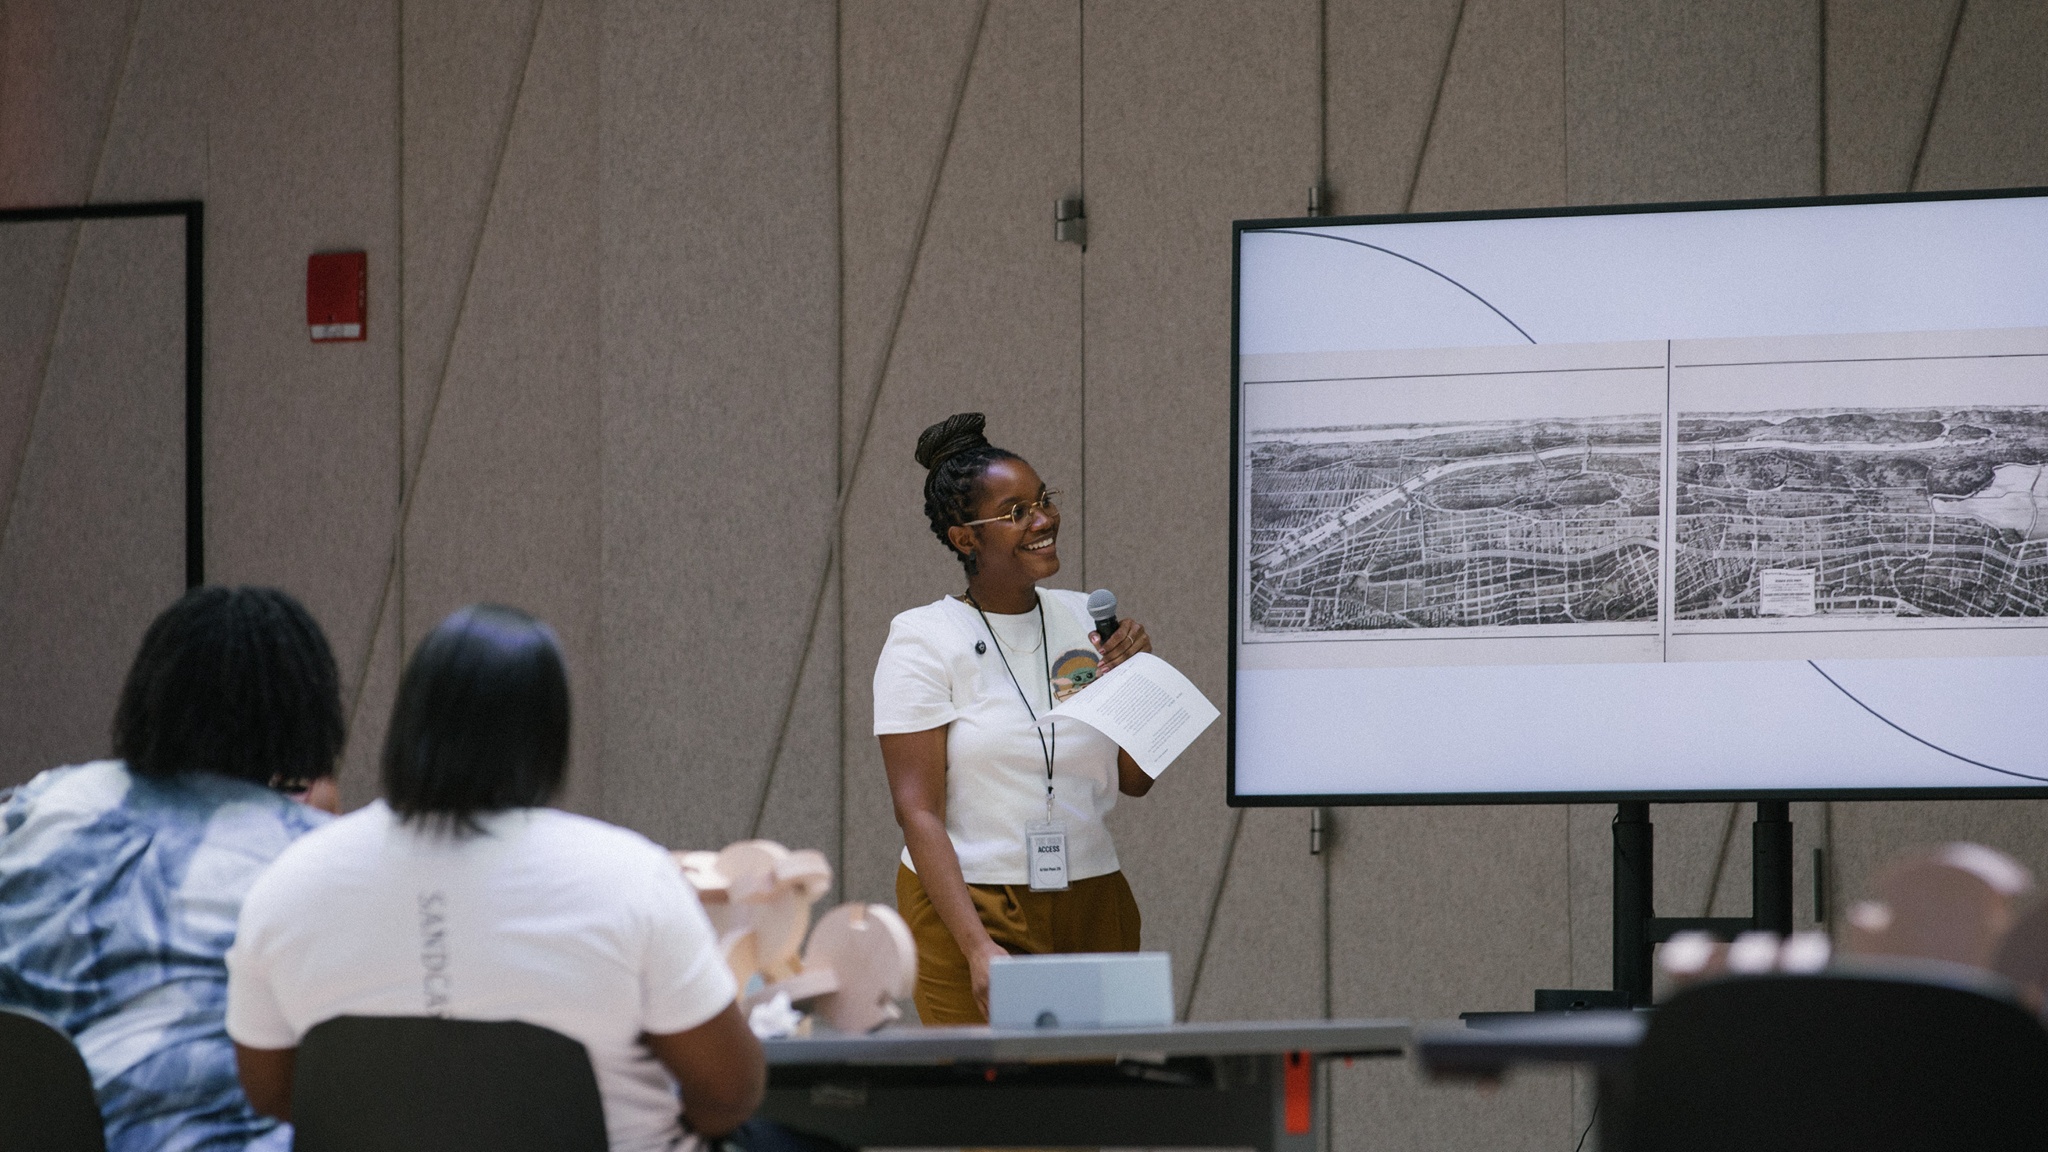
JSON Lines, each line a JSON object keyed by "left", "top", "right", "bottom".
{"left": 418, "top": 890, "right": 451, "bottom": 1015}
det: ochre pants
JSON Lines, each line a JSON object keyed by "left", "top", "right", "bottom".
{"left": 897, "top": 863, "right": 1142, "bottom": 1025}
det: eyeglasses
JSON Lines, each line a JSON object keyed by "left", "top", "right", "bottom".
{"left": 962, "top": 490, "right": 1061, "bottom": 528}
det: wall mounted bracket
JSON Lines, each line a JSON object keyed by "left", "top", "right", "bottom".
{"left": 1055, "top": 197, "right": 1087, "bottom": 249}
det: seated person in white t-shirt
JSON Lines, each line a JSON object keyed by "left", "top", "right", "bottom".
{"left": 224, "top": 603, "right": 763, "bottom": 1152}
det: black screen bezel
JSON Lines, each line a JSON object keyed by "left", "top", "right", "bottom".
{"left": 1227, "top": 186, "right": 2048, "bottom": 807}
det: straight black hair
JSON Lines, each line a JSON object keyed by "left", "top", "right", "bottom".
{"left": 114, "top": 586, "right": 344, "bottom": 786}
{"left": 381, "top": 603, "right": 569, "bottom": 835}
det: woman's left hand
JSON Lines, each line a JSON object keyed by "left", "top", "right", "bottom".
{"left": 1090, "top": 616, "right": 1152, "bottom": 675}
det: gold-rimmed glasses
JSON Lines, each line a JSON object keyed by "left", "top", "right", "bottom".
{"left": 962, "top": 490, "right": 1061, "bottom": 528}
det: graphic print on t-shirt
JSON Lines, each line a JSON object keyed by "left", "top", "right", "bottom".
{"left": 419, "top": 890, "right": 451, "bottom": 1014}
{"left": 1051, "top": 648, "right": 1101, "bottom": 702}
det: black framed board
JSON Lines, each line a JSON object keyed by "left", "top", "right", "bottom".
{"left": 0, "top": 200, "right": 203, "bottom": 587}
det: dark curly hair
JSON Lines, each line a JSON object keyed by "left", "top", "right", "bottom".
{"left": 915, "top": 412, "right": 1021, "bottom": 575}
{"left": 114, "top": 586, "right": 344, "bottom": 787}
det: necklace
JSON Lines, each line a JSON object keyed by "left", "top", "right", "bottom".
{"left": 982, "top": 607, "right": 1045, "bottom": 655}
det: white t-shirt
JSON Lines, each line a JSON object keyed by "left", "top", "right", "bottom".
{"left": 873, "top": 589, "right": 1123, "bottom": 885}
{"left": 225, "top": 802, "right": 737, "bottom": 1152}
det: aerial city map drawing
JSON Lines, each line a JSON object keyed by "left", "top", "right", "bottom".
{"left": 1247, "top": 414, "right": 1664, "bottom": 634}
{"left": 1674, "top": 406, "right": 2048, "bottom": 623}
{"left": 1242, "top": 329, "right": 2048, "bottom": 661}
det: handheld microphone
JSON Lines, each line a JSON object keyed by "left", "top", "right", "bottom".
{"left": 1086, "top": 588, "right": 1120, "bottom": 641}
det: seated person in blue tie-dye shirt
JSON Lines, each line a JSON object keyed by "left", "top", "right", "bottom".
{"left": 0, "top": 586, "right": 344, "bottom": 1152}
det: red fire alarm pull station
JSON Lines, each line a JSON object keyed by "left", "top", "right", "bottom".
{"left": 307, "top": 251, "right": 367, "bottom": 342}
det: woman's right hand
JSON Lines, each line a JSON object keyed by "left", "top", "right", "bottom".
{"left": 968, "top": 939, "right": 1012, "bottom": 1020}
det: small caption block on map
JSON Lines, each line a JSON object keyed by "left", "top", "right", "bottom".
{"left": 1758, "top": 568, "right": 1818, "bottom": 616}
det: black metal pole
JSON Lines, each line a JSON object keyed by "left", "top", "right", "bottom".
{"left": 1612, "top": 802, "right": 1653, "bottom": 1006}
{"left": 184, "top": 202, "right": 204, "bottom": 587}
{"left": 1752, "top": 800, "right": 1793, "bottom": 934}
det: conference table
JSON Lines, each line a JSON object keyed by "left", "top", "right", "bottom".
{"left": 760, "top": 1019, "right": 1409, "bottom": 1151}
{"left": 1412, "top": 1010, "right": 1647, "bottom": 1078}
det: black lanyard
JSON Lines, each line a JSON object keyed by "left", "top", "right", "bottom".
{"left": 969, "top": 592, "right": 1057, "bottom": 817}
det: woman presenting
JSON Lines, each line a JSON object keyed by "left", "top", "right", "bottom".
{"left": 875, "top": 412, "right": 1156, "bottom": 1024}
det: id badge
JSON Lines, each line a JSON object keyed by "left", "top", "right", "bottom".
{"left": 1026, "top": 820, "right": 1070, "bottom": 892}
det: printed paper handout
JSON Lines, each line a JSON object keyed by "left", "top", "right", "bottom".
{"left": 1034, "top": 652, "right": 1219, "bottom": 777}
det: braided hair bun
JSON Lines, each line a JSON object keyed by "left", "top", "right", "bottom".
{"left": 915, "top": 412, "right": 1020, "bottom": 574}
{"left": 914, "top": 412, "right": 989, "bottom": 470}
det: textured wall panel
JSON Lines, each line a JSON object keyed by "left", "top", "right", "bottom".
{"left": 1824, "top": 0, "right": 1958, "bottom": 194}
{"left": 1331, "top": 806, "right": 1570, "bottom": 1015}
{"left": 1326, "top": 0, "right": 1464, "bottom": 214}
{"left": 838, "top": 0, "right": 1083, "bottom": 905}
{"left": 1566, "top": 804, "right": 1613, "bottom": 989}
{"left": 1409, "top": 0, "right": 1566, "bottom": 212}
{"left": 1831, "top": 797, "right": 2048, "bottom": 930}
{"left": 752, "top": 588, "right": 845, "bottom": 873}
{"left": 0, "top": 221, "right": 69, "bottom": 537}
{"left": 1184, "top": 809, "right": 1325, "bottom": 1021}
{"left": 203, "top": 0, "right": 400, "bottom": 796}
{"left": 836, "top": 0, "right": 985, "bottom": 904}
{"left": 599, "top": 0, "right": 838, "bottom": 851}
{"left": 838, "top": 0, "right": 984, "bottom": 473}
{"left": 1566, "top": 0, "right": 1822, "bottom": 204}
{"left": 87, "top": 0, "right": 208, "bottom": 203}
{"left": 401, "top": 0, "right": 538, "bottom": 494}
{"left": 0, "top": 0, "right": 169, "bottom": 648}
{"left": 1326, "top": 0, "right": 1568, "bottom": 213}
{"left": 1331, "top": 1061, "right": 1578, "bottom": 1152}
{"left": 1329, "top": 804, "right": 1575, "bottom": 1149}
{"left": 1648, "top": 802, "right": 1744, "bottom": 919}
{"left": 382, "top": 0, "right": 537, "bottom": 807}
{"left": 1083, "top": 0, "right": 1316, "bottom": 1008}
{"left": 1913, "top": 0, "right": 2048, "bottom": 191}
{"left": 0, "top": 218, "right": 184, "bottom": 785}
{"left": 0, "top": 0, "right": 130, "bottom": 206}
{"left": 401, "top": 0, "right": 602, "bottom": 814}
{"left": 336, "top": 604, "right": 401, "bottom": 808}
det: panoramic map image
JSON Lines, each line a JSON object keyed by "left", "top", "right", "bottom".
{"left": 1673, "top": 407, "right": 2048, "bottom": 621}
{"left": 1245, "top": 417, "right": 1663, "bottom": 633}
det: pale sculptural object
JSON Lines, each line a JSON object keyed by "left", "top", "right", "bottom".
{"left": 1659, "top": 929, "right": 1831, "bottom": 996}
{"left": 673, "top": 840, "right": 916, "bottom": 1033}
{"left": 715, "top": 840, "right": 833, "bottom": 982}
{"left": 1845, "top": 842, "right": 2033, "bottom": 969}
{"left": 801, "top": 902, "right": 917, "bottom": 1033}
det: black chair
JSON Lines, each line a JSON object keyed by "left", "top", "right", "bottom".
{"left": 1605, "top": 962, "right": 2048, "bottom": 1152}
{"left": 292, "top": 1016, "right": 608, "bottom": 1152}
{"left": 0, "top": 1007, "right": 107, "bottom": 1152}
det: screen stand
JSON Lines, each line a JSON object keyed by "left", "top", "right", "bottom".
{"left": 1482, "top": 799, "right": 1802, "bottom": 1012}
{"left": 1522, "top": 801, "right": 1793, "bottom": 1013}
{"left": 1609, "top": 799, "right": 1793, "bottom": 1006}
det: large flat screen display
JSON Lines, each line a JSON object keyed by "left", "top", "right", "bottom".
{"left": 1231, "top": 189, "right": 2048, "bottom": 803}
